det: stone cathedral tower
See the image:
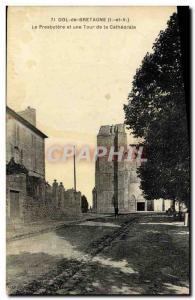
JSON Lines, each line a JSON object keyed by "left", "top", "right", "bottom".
{"left": 95, "top": 124, "right": 129, "bottom": 213}
{"left": 93, "top": 123, "right": 174, "bottom": 214}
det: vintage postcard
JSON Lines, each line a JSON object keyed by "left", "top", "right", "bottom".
{"left": 6, "top": 6, "right": 190, "bottom": 295}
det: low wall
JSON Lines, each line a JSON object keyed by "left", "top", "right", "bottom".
{"left": 7, "top": 175, "right": 82, "bottom": 223}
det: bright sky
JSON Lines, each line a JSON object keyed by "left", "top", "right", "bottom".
{"left": 7, "top": 6, "right": 176, "bottom": 204}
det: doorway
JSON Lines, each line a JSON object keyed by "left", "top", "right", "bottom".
{"left": 128, "top": 195, "right": 136, "bottom": 211}
{"left": 10, "top": 190, "right": 20, "bottom": 219}
{"left": 137, "top": 202, "right": 145, "bottom": 211}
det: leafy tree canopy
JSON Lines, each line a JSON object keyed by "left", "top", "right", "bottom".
{"left": 124, "top": 13, "right": 190, "bottom": 206}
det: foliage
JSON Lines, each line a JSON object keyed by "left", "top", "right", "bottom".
{"left": 124, "top": 13, "right": 190, "bottom": 206}
{"left": 81, "top": 195, "right": 89, "bottom": 213}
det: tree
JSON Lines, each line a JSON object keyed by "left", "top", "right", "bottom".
{"left": 81, "top": 195, "right": 89, "bottom": 213}
{"left": 124, "top": 13, "right": 190, "bottom": 207}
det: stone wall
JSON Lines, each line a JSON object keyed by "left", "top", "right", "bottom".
{"left": 6, "top": 111, "right": 45, "bottom": 178}
{"left": 50, "top": 180, "right": 81, "bottom": 216}
{"left": 6, "top": 174, "right": 27, "bottom": 223}
{"left": 7, "top": 175, "right": 82, "bottom": 223}
{"left": 63, "top": 189, "right": 82, "bottom": 216}
{"left": 95, "top": 124, "right": 127, "bottom": 213}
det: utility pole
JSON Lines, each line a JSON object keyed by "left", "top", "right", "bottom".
{"left": 73, "top": 145, "right": 77, "bottom": 192}
{"left": 113, "top": 127, "right": 118, "bottom": 210}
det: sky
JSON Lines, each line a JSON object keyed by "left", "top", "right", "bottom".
{"left": 7, "top": 6, "right": 176, "bottom": 204}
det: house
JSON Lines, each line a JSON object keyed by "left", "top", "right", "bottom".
{"left": 6, "top": 106, "right": 48, "bottom": 223}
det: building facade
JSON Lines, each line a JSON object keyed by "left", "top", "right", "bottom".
{"left": 6, "top": 106, "right": 48, "bottom": 223}
{"left": 6, "top": 106, "right": 46, "bottom": 178}
{"left": 93, "top": 124, "right": 173, "bottom": 213}
{"left": 6, "top": 106, "right": 83, "bottom": 223}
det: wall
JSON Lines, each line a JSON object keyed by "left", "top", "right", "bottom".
{"left": 49, "top": 180, "right": 82, "bottom": 216}
{"left": 63, "top": 189, "right": 82, "bottom": 216}
{"left": 7, "top": 174, "right": 82, "bottom": 223}
{"left": 164, "top": 199, "right": 174, "bottom": 211}
{"left": 153, "top": 199, "right": 164, "bottom": 212}
{"left": 6, "top": 174, "right": 27, "bottom": 223}
{"left": 6, "top": 112, "right": 45, "bottom": 178}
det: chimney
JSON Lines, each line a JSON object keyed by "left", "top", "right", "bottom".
{"left": 18, "top": 106, "right": 36, "bottom": 126}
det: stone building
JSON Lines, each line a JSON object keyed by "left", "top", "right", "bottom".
{"left": 6, "top": 106, "right": 48, "bottom": 223}
{"left": 7, "top": 106, "right": 46, "bottom": 178}
{"left": 6, "top": 106, "right": 82, "bottom": 223}
{"left": 93, "top": 124, "right": 173, "bottom": 213}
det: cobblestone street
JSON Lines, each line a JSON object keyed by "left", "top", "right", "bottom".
{"left": 7, "top": 213, "right": 189, "bottom": 295}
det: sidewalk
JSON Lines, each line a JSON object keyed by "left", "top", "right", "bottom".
{"left": 7, "top": 213, "right": 105, "bottom": 242}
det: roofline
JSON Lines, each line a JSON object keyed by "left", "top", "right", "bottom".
{"left": 6, "top": 106, "right": 48, "bottom": 138}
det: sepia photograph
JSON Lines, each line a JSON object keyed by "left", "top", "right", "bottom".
{"left": 6, "top": 6, "right": 190, "bottom": 295}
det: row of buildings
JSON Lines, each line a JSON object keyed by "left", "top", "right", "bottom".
{"left": 6, "top": 106, "right": 82, "bottom": 223}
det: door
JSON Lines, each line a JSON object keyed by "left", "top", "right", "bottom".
{"left": 10, "top": 190, "right": 20, "bottom": 219}
{"left": 147, "top": 200, "right": 154, "bottom": 211}
{"left": 137, "top": 202, "right": 145, "bottom": 211}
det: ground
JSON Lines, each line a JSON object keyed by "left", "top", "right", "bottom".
{"left": 6, "top": 213, "right": 190, "bottom": 295}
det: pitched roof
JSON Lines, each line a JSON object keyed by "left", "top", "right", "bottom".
{"left": 6, "top": 106, "right": 48, "bottom": 138}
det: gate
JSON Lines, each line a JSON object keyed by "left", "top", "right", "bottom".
{"left": 10, "top": 190, "right": 20, "bottom": 219}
